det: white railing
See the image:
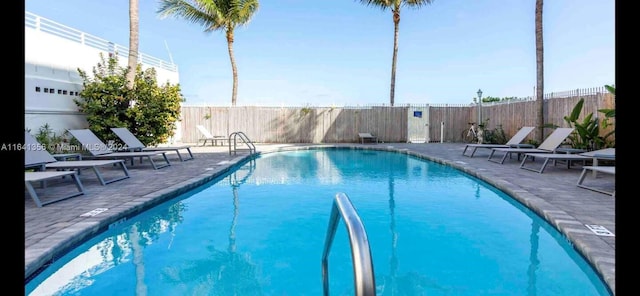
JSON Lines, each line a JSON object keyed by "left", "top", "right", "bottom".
{"left": 25, "top": 11, "right": 178, "bottom": 73}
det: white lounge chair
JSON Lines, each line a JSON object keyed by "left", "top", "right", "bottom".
{"left": 196, "top": 125, "right": 228, "bottom": 146}
{"left": 487, "top": 128, "right": 574, "bottom": 164}
{"left": 111, "top": 127, "right": 194, "bottom": 161}
{"left": 25, "top": 131, "right": 131, "bottom": 185}
{"left": 25, "top": 171, "right": 85, "bottom": 207}
{"left": 68, "top": 129, "right": 171, "bottom": 169}
{"left": 462, "top": 126, "right": 535, "bottom": 157}
{"left": 358, "top": 133, "right": 378, "bottom": 144}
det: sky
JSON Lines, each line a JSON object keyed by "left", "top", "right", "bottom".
{"left": 24, "top": 0, "right": 615, "bottom": 107}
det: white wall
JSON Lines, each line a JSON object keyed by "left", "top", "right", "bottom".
{"left": 24, "top": 13, "right": 182, "bottom": 143}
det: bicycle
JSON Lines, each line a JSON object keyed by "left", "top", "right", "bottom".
{"left": 461, "top": 122, "right": 478, "bottom": 143}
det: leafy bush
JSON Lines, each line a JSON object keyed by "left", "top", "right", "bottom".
{"left": 34, "top": 124, "right": 63, "bottom": 153}
{"left": 563, "top": 98, "right": 611, "bottom": 150}
{"left": 74, "top": 53, "right": 183, "bottom": 146}
{"left": 483, "top": 125, "right": 507, "bottom": 144}
{"left": 27, "top": 124, "right": 79, "bottom": 154}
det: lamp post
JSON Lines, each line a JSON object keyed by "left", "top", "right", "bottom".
{"left": 477, "top": 89, "right": 483, "bottom": 144}
{"left": 477, "top": 89, "right": 483, "bottom": 125}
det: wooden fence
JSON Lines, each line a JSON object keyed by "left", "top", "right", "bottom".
{"left": 180, "top": 90, "right": 615, "bottom": 145}
{"left": 181, "top": 106, "right": 407, "bottom": 143}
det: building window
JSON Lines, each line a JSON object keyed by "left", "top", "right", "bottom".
{"left": 35, "top": 87, "right": 41, "bottom": 92}
{"left": 63, "top": 90, "right": 68, "bottom": 95}
{"left": 44, "top": 88, "right": 49, "bottom": 93}
{"left": 58, "top": 89, "right": 62, "bottom": 94}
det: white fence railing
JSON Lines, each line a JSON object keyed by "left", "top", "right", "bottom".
{"left": 25, "top": 11, "right": 178, "bottom": 72}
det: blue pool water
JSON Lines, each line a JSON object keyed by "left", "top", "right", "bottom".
{"left": 26, "top": 148, "right": 611, "bottom": 295}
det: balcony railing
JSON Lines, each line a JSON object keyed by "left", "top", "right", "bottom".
{"left": 25, "top": 11, "right": 178, "bottom": 73}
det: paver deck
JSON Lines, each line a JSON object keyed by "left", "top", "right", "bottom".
{"left": 24, "top": 143, "right": 616, "bottom": 294}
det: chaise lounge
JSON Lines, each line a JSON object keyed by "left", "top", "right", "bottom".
{"left": 487, "top": 127, "right": 574, "bottom": 164}
{"left": 462, "top": 126, "right": 535, "bottom": 157}
{"left": 111, "top": 127, "right": 194, "bottom": 161}
{"left": 519, "top": 147, "right": 615, "bottom": 174}
{"left": 358, "top": 133, "right": 378, "bottom": 144}
{"left": 577, "top": 166, "right": 615, "bottom": 197}
{"left": 25, "top": 171, "right": 85, "bottom": 207}
{"left": 25, "top": 131, "right": 131, "bottom": 185}
{"left": 68, "top": 129, "right": 171, "bottom": 169}
{"left": 196, "top": 125, "right": 228, "bottom": 146}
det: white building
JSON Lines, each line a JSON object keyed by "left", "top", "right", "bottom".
{"left": 24, "top": 11, "right": 181, "bottom": 142}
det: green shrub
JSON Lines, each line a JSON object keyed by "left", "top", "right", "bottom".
{"left": 74, "top": 53, "right": 183, "bottom": 146}
{"left": 483, "top": 125, "right": 507, "bottom": 144}
{"left": 563, "top": 98, "right": 611, "bottom": 150}
{"left": 31, "top": 124, "right": 62, "bottom": 153}
{"left": 26, "top": 124, "right": 82, "bottom": 154}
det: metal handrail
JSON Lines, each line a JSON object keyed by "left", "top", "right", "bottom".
{"left": 228, "top": 131, "right": 256, "bottom": 156}
{"left": 322, "top": 193, "right": 376, "bottom": 296}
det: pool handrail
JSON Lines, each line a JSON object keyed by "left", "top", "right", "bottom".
{"left": 229, "top": 131, "right": 256, "bottom": 155}
{"left": 321, "top": 192, "right": 376, "bottom": 296}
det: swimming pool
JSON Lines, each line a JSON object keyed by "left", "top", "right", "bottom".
{"left": 26, "top": 148, "right": 611, "bottom": 295}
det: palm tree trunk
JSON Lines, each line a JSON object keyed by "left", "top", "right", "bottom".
{"left": 227, "top": 29, "right": 238, "bottom": 107}
{"left": 390, "top": 9, "right": 400, "bottom": 107}
{"left": 126, "top": 0, "right": 139, "bottom": 90}
{"left": 535, "top": 0, "right": 544, "bottom": 143}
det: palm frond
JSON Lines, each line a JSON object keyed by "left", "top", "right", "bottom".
{"left": 566, "top": 98, "right": 584, "bottom": 123}
{"left": 234, "top": 0, "right": 260, "bottom": 26}
{"left": 357, "top": 0, "right": 394, "bottom": 10}
{"left": 598, "top": 108, "right": 615, "bottom": 118}
{"left": 604, "top": 84, "right": 615, "bottom": 96}
{"left": 199, "top": 0, "right": 227, "bottom": 31}
{"left": 403, "top": 0, "right": 435, "bottom": 9}
{"left": 157, "top": 0, "right": 226, "bottom": 32}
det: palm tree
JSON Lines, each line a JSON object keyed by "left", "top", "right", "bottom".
{"left": 157, "top": 0, "right": 259, "bottom": 106}
{"left": 357, "top": 0, "right": 434, "bottom": 107}
{"left": 535, "top": 0, "right": 544, "bottom": 143}
{"left": 126, "top": 0, "right": 139, "bottom": 90}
